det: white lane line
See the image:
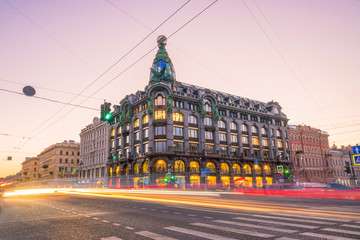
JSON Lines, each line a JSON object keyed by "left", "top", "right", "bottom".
{"left": 213, "top": 220, "right": 297, "bottom": 233}
{"left": 190, "top": 223, "right": 274, "bottom": 238}
{"left": 100, "top": 236, "right": 122, "bottom": 240}
{"left": 150, "top": 209, "right": 157, "bottom": 211}
{"left": 270, "top": 213, "right": 350, "bottom": 222}
{"left": 135, "top": 231, "right": 178, "bottom": 240}
{"left": 125, "top": 227, "right": 134, "bottom": 230}
{"left": 85, "top": 216, "right": 91, "bottom": 218}
{"left": 93, "top": 217, "right": 99, "bottom": 220}
{"left": 253, "top": 214, "right": 335, "bottom": 225}
{"left": 275, "top": 238, "right": 299, "bottom": 240}
{"left": 341, "top": 224, "right": 360, "bottom": 229}
{"left": 165, "top": 226, "right": 237, "bottom": 240}
{"left": 187, "top": 214, "right": 196, "bottom": 217}
{"left": 113, "top": 223, "right": 121, "bottom": 226}
{"left": 321, "top": 228, "right": 360, "bottom": 235}
{"left": 285, "top": 211, "right": 360, "bottom": 221}
{"left": 233, "top": 216, "right": 317, "bottom": 229}
{"left": 141, "top": 208, "right": 147, "bottom": 210}
{"left": 161, "top": 211, "right": 169, "bottom": 213}
{"left": 301, "top": 232, "right": 357, "bottom": 240}
{"left": 102, "top": 220, "right": 109, "bottom": 223}
{"left": 204, "top": 216, "right": 213, "bottom": 219}
{"left": 174, "top": 212, "right": 181, "bottom": 215}
{"left": 72, "top": 212, "right": 77, "bottom": 214}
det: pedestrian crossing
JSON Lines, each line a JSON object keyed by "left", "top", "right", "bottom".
{"left": 99, "top": 211, "right": 360, "bottom": 240}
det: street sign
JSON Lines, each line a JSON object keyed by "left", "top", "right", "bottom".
{"left": 278, "top": 174, "right": 283, "bottom": 179}
{"left": 254, "top": 158, "right": 259, "bottom": 165}
{"left": 352, "top": 146, "right": 360, "bottom": 155}
{"left": 201, "top": 172, "right": 205, "bottom": 177}
{"left": 200, "top": 168, "right": 205, "bottom": 172}
{"left": 279, "top": 179, "right": 284, "bottom": 183}
{"left": 139, "top": 177, "right": 143, "bottom": 183}
{"left": 167, "top": 173, "right": 171, "bottom": 178}
{"left": 277, "top": 165, "right": 283, "bottom": 173}
{"left": 205, "top": 168, "right": 210, "bottom": 175}
{"left": 353, "top": 154, "right": 360, "bottom": 166}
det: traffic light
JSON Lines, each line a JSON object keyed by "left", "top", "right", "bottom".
{"left": 344, "top": 162, "right": 351, "bottom": 174}
{"left": 164, "top": 177, "right": 168, "bottom": 184}
{"left": 101, "top": 102, "right": 112, "bottom": 122}
{"left": 284, "top": 169, "right": 291, "bottom": 179}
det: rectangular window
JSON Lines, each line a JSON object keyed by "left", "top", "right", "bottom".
{"left": 277, "top": 139, "right": 283, "bottom": 148}
{"left": 242, "top": 136, "right": 248, "bottom": 144}
{"left": 155, "top": 126, "right": 166, "bottom": 136}
{"left": 206, "top": 144, "right": 214, "bottom": 153}
{"left": 231, "top": 134, "right": 238, "bottom": 143}
{"left": 190, "top": 143, "right": 198, "bottom": 153}
{"left": 204, "top": 117, "right": 212, "bottom": 126}
{"left": 134, "top": 131, "right": 139, "bottom": 141}
{"left": 143, "top": 128, "right": 149, "bottom": 138}
{"left": 174, "top": 141, "right": 184, "bottom": 152}
{"left": 143, "top": 143, "right": 149, "bottom": 153}
{"left": 219, "top": 133, "right": 227, "bottom": 142}
{"left": 118, "top": 138, "right": 122, "bottom": 147}
{"left": 205, "top": 131, "right": 214, "bottom": 140}
{"left": 252, "top": 137, "right": 259, "bottom": 146}
{"left": 220, "top": 146, "right": 227, "bottom": 155}
{"left": 134, "top": 145, "right": 139, "bottom": 154}
{"left": 262, "top": 139, "right": 268, "bottom": 147}
{"left": 189, "top": 129, "right": 198, "bottom": 138}
{"left": 154, "top": 110, "right": 166, "bottom": 120}
{"left": 155, "top": 141, "right": 166, "bottom": 152}
{"left": 173, "top": 127, "right": 183, "bottom": 136}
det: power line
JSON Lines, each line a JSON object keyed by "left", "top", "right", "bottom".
{"left": 0, "top": 88, "right": 98, "bottom": 111}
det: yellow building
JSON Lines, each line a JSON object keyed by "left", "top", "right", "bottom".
{"left": 21, "top": 157, "right": 40, "bottom": 181}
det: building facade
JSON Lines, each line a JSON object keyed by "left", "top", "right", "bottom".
{"left": 38, "top": 140, "right": 80, "bottom": 180}
{"left": 20, "top": 157, "right": 40, "bottom": 181}
{"left": 106, "top": 36, "right": 292, "bottom": 188}
{"left": 289, "top": 125, "right": 333, "bottom": 183}
{"left": 79, "top": 117, "right": 109, "bottom": 185}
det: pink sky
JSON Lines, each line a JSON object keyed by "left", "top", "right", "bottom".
{"left": 1, "top": 0, "right": 360, "bottom": 177}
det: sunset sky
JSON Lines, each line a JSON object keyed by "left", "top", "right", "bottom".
{"left": 1, "top": 0, "right": 360, "bottom": 177}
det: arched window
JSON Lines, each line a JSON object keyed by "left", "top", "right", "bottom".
{"left": 117, "top": 126, "right": 121, "bottom": 134}
{"left": 230, "top": 122, "right": 237, "bottom": 131}
{"left": 155, "top": 160, "right": 166, "bottom": 173}
{"left": 154, "top": 91, "right": 166, "bottom": 120}
{"left": 173, "top": 112, "right": 183, "bottom": 122}
{"left": 174, "top": 160, "right": 185, "bottom": 173}
{"left": 276, "top": 129, "right": 281, "bottom": 137}
{"left": 143, "top": 114, "right": 149, "bottom": 124}
{"left": 241, "top": 124, "right": 248, "bottom": 133}
{"left": 233, "top": 164, "right": 241, "bottom": 174}
{"left": 110, "top": 128, "right": 115, "bottom": 137}
{"left": 254, "top": 164, "right": 261, "bottom": 175}
{"left": 190, "top": 161, "right": 199, "bottom": 173}
{"left": 261, "top": 127, "right": 267, "bottom": 135}
{"left": 263, "top": 165, "right": 271, "bottom": 175}
{"left": 116, "top": 166, "right": 120, "bottom": 176}
{"left": 206, "top": 162, "right": 216, "bottom": 173}
{"left": 243, "top": 164, "right": 251, "bottom": 175}
{"left": 143, "top": 161, "right": 149, "bottom": 174}
{"left": 204, "top": 99, "right": 212, "bottom": 112}
{"left": 218, "top": 120, "right": 226, "bottom": 129}
{"left": 134, "top": 163, "right": 139, "bottom": 175}
{"left": 251, "top": 126, "right": 258, "bottom": 135}
{"left": 188, "top": 115, "right": 197, "bottom": 124}
{"left": 133, "top": 118, "right": 139, "bottom": 128}
{"left": 221, "top": 163, "right": 229, "bottom": 174}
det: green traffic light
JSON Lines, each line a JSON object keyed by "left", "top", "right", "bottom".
{"left": 171, "top": 175, "right": 175, "bottom": 180}
{"left": 284, "top": 169, "right": 290, "bottom": 174}
{"left": 105, "top": 113, "right": 112, "bottom": 120}
{"left": 113, "top": 156, "right": 116, "bottom": 160}
{"left": 164, "top": 178, "right": 168, "bottom": 182}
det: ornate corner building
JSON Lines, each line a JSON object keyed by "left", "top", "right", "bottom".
{"left": 105, "top": 36, "right": 292, "bottom": 188}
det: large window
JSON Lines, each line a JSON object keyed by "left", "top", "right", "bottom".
{"left": 204, "top": 99, "right": 212, "bottom": 112}
{"left": 230, "top": 122, "right": 237, "bottom": 131}
{"left": 133, "top": 118, "right": 139, "bottom": 128}
{"left": 155, "top": 126, "right": 166, "bottom": 136}
{"left": 154, "top": 91, "right": 166, "bottom": 120}
{"left": 252, "top": 137, "right": 259, "bottom": 146}
{"left": 262, "top": 139, "right": 268, "bottom": 147}
{"left": 188, "top": 115, "right": 197, "bottom": 124}
{"left": 205, "top": 131, "right": 214, "bottom": 140}
{"left": 261, "top": 127, "right": 267, "bottom": 135}
{"left": 174, "top": 141, "right": 184, "bottom": 152}
{"left": 155, "top": 141, "right": 166, "bottom": 152}
{"left": 218, "top": 120, "right": 226, "bottom": 129}
{"left": 251, "top": 126, "right": 258, "bottom": 135}
{"left": 241, "top": 124, "right": 248, "bottom": 133}
{"left": 143, "top": 114, "right": 149, "bottom": 124}
{"left": 242, "top": 136, "right": 249, "bottom": 144}
{"left": 219, "top": 133, "right": 227, "bottom": 142}
{"left": 231, "top": 134, "right": 238, "bottom": 143}
{"left": 189, "top": 129, "right": 198, "bottom": 138}
{"left": 173, "top": 112, "right": 183, "bottom": 122}
{"left": 143, "top": 128, "right": 149, "bottom": 138}
{"left": 190, "top": 143, "right": 198, "bottom": 153}
{"left": 173, "top": 127, "right": 183, "bottom": 137}
{"left": 206, "top": 144, "right": 214, "bottom": 154}
{"left": 204, "top": 117, "right": 213, "bottom": 126}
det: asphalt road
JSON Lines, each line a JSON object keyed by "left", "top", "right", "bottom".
{"left": 1, "top": 191, "right": 360, "bottom": 240}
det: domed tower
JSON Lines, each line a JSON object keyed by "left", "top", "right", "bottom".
{"left": 149, "top": 35, "right": 176, "bottom": 83}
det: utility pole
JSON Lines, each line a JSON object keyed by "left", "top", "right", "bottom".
{"left": 348, "top": 151, "right": 357, "bottom": 185}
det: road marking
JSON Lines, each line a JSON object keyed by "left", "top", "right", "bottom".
{"left": 100, "top": 236, "right": 122, "bottom": 240}
{"left": 93, "top": 217, "right": 99, "bottom": 220}
{"left": 150, "top": 209, "right": 157, "bottom": 211}
{"left": 113, "top": 223, "right": 121, "bottom": 226}
{"left": 213, "top": 220, "right": 297, "bottom": 233}
{"left": 174, "top": 212, "right": 181, "bottom": 215}
{"left": 253, "top": 214, "right": 335, "bottom": 225}
{"left": 341, "top": 224, "right": 360, "bottom": 229}
{"left": 187, "top": 214, "right": 196, "bottom": 216}
{"left": 136, "top": 231, "right": 177, "bottom": 240}
{"left": 85, "top": 216, "right": 90, "bottom": 218}
{"left": 270, "top": 213, "right": 350, "bottom": 222}
{"left": 204, "top": 216, "right": 213, "bottom": 219}
{"left": 321, "top": 228, "right": 360, "bottom": 235}
{"left": 285, "top": 211, "right": 360, "bottom": 221}
{"left": 102, "top": 220, "right": 109, "bottom": 223}
{"left": 141, "top": 208, "right": 147, "bottom": 210}
{"left": 165, "top": 226, "right": 237, "bottom": 240}
{"left": 72, "top": 212, "right": 77, "bottom": 214}
{"left": 301, "top": 232, "right": 357, "bottom": 240}
{"left": 275, "top": 238, "right": 299, "bottom": 240}
{"left": 190, "top": 222, "right": 274, "bottom": 238}
{"left": 125, "top": 227, "right": 134, "bottom": 230}
{"left": 233, "top": 216, "right": 317, "bottom": 229}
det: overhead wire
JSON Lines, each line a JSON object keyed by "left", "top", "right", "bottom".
{"left": 13, "top": 0, "right": 218, "bottom": 151}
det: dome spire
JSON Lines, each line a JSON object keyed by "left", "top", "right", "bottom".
{"left": 150, "top": 35, "right": 176, "bottom": 83}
